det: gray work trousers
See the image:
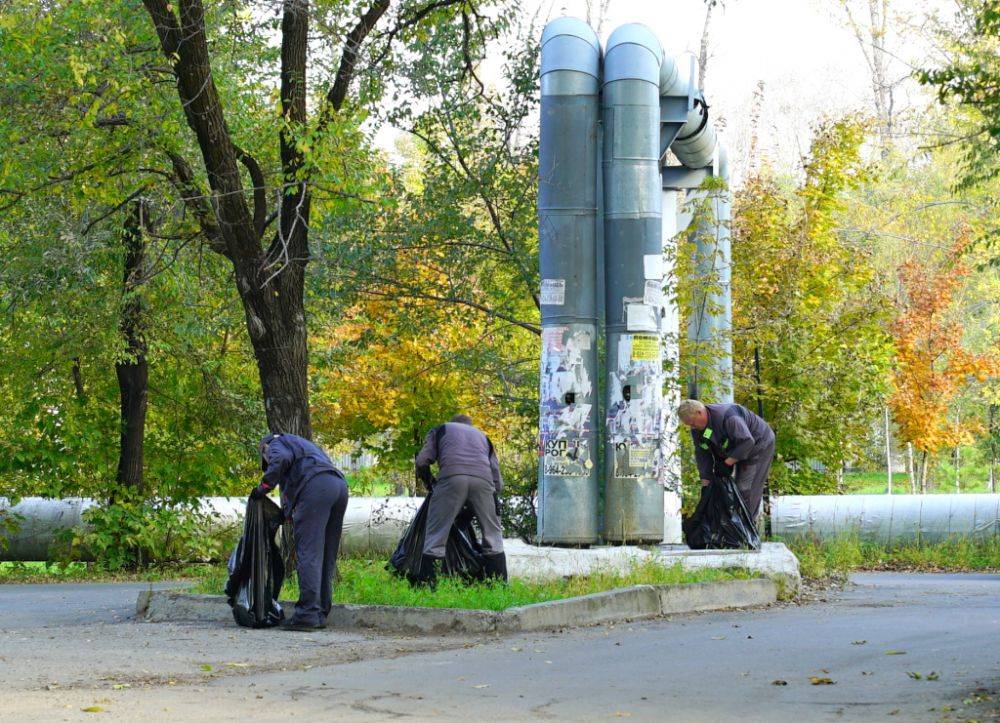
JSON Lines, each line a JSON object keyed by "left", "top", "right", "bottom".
{"left": 735, "top": 440, "right": 774, "bottom": 519}
{"left": 290, "top": 472, "right": 349, "bottom": 625}
{"left": 422, "top": 474, "right": 503, "bottom": 558}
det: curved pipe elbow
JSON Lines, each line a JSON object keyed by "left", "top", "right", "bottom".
{"left": 540, "top": 17, "right": 601, "bottom": 87}
{"left": 603, "top": 23, "right": 662, "bottom": 86}
{"left": 671, "top": 91, "right": 718, "bottom": 169}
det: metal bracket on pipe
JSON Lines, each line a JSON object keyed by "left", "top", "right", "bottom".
{"left": 658, "top": 97, "right": 688, "bottom": 160}
{"left": 661, "top": 165, "right": 711, "bottom": 190}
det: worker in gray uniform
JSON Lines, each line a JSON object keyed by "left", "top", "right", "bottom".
{"left": 677, "top": 399, "right": 775, "bottom": 518}
{"left": 414, "top": 414, "right": 506, "bottom": 585}
{"left": 251, "top": 432, "right": 349, "bottom": 631}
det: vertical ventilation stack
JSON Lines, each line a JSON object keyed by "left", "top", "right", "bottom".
{"left": 536, "top": 18, "right": 602, "bottom": 544}
{"left": 601, "top": 24, "right": 665, "bottom": 543}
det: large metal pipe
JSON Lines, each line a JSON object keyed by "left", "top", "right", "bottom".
{"left": 602, "top": 23, "right": 665, "bottom": 543}
{"left": 0, "top": 496, "right": 424, "bottom": 561}
{"left": 772, "top": 494, "right": 1000, "bottom": 544}
{"left": 536, "top": 17, "right": 602, "bottom": 544}
{"left": 686, "top": 145, "right": 733, "bottom": 402}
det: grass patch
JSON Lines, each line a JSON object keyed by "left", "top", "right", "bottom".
{"left": 785, "top": 535, "right": 1000, "bottom": 581}
{"left": 0, "top": 560, "right": 220, "bottom": 584}
{"left": 191, "top": 557, "right": 755, "bottom": 611}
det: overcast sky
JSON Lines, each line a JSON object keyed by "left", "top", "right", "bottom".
{"left": 377, "top": 0, "right": 950, "bottom": 183}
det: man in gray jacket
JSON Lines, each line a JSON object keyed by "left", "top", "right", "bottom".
{"left": 678, "top": 399, "right": 775, "bottom": 518}
{"left": 414, "top": 414, "right": 506, "bottom": 585}
{"left": 251, "top": 433, "right": 348, "bottom": 631}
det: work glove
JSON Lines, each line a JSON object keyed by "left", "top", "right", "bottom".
{"left": 249, "top": 485, "right": 268, "bottom": 501}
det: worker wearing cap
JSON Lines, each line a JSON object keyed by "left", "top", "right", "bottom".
{"left": 677, "top": 399, "right": 775, "bottom": 518}
{"left": 251, "top": 432, "right": 348, "bottom": 631}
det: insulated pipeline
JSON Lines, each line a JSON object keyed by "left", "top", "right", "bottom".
{"left": 536, "top": 17, "right": 602, "bottom": 544}
{"left": 602, "top": 23, "right": 665, "bottom": 542}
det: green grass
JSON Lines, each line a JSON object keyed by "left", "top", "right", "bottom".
{"left": 0, "top": 560, "right": 220, "bottom": 584}
{"left": 191, "top": 557, "right": 755, "bottom": 611}
{"left": 842, "top": 467, "right": 995, "bottom": 494}
{"left": 786, "top": 535, "right": 1000, "bottom": 581}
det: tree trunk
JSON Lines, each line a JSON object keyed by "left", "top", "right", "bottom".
{"left": 115, "top": 201, "right": 149, "bottom": 493}
{"left": 989, "top": 404, "right": 997, "bottom": 493}
{"left": 234, "top": 261, "right": 312, "bottom": 437}
{"left": 906, "top": 442, "right": 915, "bottom": 493}
{"left": 71, "top": 357, "right": 85, "bottom": 401}
{"left": 954, "top": 445, "right": 960, "bottom": 492}
{"left": 884, "top": 405, "right": 892, "bottom": 493}
{"left": 919, "top": 450, "right": 929, "bottom": 493}
{"left": 698, "top": 1, "right": 714, "bottom": 91}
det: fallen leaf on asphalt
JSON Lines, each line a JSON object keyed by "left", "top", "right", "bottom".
{"left": 711, "top": 636, "right": 726, "bottom": 640}
{"left": 227, "top": 663, "right": 249, "bottom": 668}
{"left": 810, "top": 677, "right": 835, "bottom": 685}
{"left": 889, "top": 709, "right": 899, "bottom": 715}
{"left": 81, "top": 707, "right": 104, "bottom": 713}
{"left": 926, "top": 672, "right": 939, "bottom": 681}
{"left": 112, "top": 684, "right": 131, "bottom": 690}
{"left": 200, "top": 664, "right": 212, "bottom": 672}
{"left": 852, "top": 640, "right": 867, "bottom": 645}
{"left": 510, "top": 647, "right": 521, "bottom": 652}
{"left": 473, "top": 684, "right": 490, "bottom": 689}
{"left": 613, "top": 712, "right": 632, "bottom": 717}
{"left": 907, "top": 672, "right": 922, "bottom": 680}
{"left": 884, "top": 649, "right": 906, "bottom": 655}
{"left": 772, "top": 680, "right": 788, "bottom": 686}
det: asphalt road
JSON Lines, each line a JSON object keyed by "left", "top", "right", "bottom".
{"left": 1, "top": 573, "right": 997, "bottom": 721}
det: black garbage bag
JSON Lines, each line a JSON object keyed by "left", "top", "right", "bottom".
{"left": 683, "top": 475, "right": 760, "bottom": 550}
{"left": 225, "top": 496, "right": 287, "bottom": 628}
{"left": 387, "top": 491, "right": 486, "bottom": 583}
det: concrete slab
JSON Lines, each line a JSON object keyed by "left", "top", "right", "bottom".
{"left": 505, "top": 539, "right": 800, "bottom": 595}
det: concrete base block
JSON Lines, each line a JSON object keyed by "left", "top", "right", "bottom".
{"left": 656, "top": 542, "right": 801, "bottom": 596}
{"left": 505, "top": 539, "right": 800, "bottom": 597}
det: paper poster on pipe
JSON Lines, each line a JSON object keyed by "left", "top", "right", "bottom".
{"left": 626, "top": 303, "right": 657, "bottom": 332}
{"left": 540, "top": 279, "right": 565, "bottom": 306}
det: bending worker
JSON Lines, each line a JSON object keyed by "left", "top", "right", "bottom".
{"left": 251, "top": 432, "right": 349, "bottom": 631}
{"left": 677, "top": 399, "right": 775, "bottom": 518}
{"left": 414, "top": 414, "right": 506, "bottom": 585}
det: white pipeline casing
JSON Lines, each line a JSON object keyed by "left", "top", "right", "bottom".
{"left": 0, "top": 496, "right": 424, "bottom": 561}
{"left": 772, "top": 494, "right": 1000, "bottom": 543}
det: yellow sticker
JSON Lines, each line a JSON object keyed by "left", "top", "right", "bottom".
{"left": 631, "top": 335, "right": 659, "bottom": 361}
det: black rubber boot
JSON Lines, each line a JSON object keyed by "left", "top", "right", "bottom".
{"left": 482, "top": 552, "right": 508, "bottom": 583}
{"left": 410, "top": 554, "right": 441, "bottom": 589}
{"left": 280, "top": 618, "right": 325, "bottom": 632}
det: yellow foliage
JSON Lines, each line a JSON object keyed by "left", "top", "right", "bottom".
{"left": 889, "top": 232, "right": 999, "bottom": 454}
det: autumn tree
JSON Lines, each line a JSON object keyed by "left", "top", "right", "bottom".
{"left": 889, "top": 233, "right": 999, "bottom": 491}
{"left": 727, "top": 118, "right": 894, "bottom": 493}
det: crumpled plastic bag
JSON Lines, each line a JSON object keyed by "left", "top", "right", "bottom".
{"left": 683, "top": 475, "right": 761, "bottom": 550}
{"left": 225, "top": 496, "right": 287, "bottom": 628}
{"left": 387, "top": 490, "right": 486, "bottom": 583}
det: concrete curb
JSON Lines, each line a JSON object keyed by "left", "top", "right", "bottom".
{"left": 137, "top": 578, "right": 777, "bottom": 634}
